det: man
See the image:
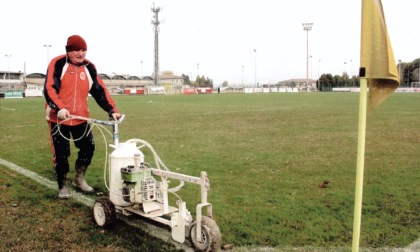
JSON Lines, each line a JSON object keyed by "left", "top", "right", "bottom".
{"left": 44, "top": 35, "right": 121, "bottom": 199}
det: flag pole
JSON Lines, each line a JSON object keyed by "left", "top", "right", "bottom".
{"left": 352, "top": 74, "right": 368, "bottom": 252}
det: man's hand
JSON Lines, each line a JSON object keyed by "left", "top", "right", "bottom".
{"left": 58, "top": 108, "right": 70, "bottom": 120}
{"left": 111, "top": 113, "right": 122, "bottom": 121}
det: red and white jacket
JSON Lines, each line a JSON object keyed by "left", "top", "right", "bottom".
{"left": 44, "top": 54, "right": 118, "bottom": 126}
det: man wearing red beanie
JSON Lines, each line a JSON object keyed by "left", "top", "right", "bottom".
{"left": 44, "top": 34, "right": 121, "bottom": 199}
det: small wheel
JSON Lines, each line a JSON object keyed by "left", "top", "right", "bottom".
{"left": 190, "top": 216, "right": 222, "bottom": 252}
{"left": 92, "top": 197, "right": 117, "bottom": 229}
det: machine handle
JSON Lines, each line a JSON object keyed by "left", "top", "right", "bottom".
{"left": 69, "top": 114, "right": 125, "bottom": 126}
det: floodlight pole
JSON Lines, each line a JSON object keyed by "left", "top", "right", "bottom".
{"left": 302, "top": 23, "right": 313, "bottom": 91}
{"left": 43, "top": 44, "right": 52, "bottom": 64}
{"left": 310, "top": 55, "right": 313, "bottom": 79}
{"left": 351, "top": 59, "right": 354, "bottom": 87}
{"left": 344, "top": 62, "right": 347, "bottom": 87}
{"left": 318, "top": 59, "right": 321, "bottom": 91}
{"left": 398, "top": 60, "right": 401, "bottom": 83}
{"left": 152, "top": 3, "right": 161, "bottom": 86}
{"left": 242, "top": 65, "right": 244, "bottom": 86}
{"left": 197, "top": 63, "right": 199, "bottom": 87}
{"left": 254, "top": 49, "right": 257, "bottom": 87}
{"left": 5, "top": 54, "right": 11, "bottom": 90}
{"left": 141, "top": 60, "right": 143, "bottom": 76}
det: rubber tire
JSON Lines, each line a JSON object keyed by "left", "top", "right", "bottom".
{"left": 190, "top": 216, "right": 222, "bottom": 252}
{"left": 92, "top": 197, "right": 117, "bottom": 229}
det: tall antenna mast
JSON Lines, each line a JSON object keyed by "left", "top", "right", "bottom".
{"left": 151, "top": 3, "right": 161, "bottom": 86}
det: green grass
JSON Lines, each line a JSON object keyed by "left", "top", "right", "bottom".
{"left": 0, "top": 168, "right": 183, "bottom": 252}
{"left": 0, "top": 92, "right": 419, "bottom": 250}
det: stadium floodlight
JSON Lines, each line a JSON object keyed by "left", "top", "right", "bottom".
{"left": 5, "top": 54, "right": 11, "bottom": 90}
{"left": 302, "top": 23, "right": 313, "bottom": 90}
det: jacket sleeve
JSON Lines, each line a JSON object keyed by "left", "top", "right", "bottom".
{"left": 87, "top": 64, "right": 119, "bottom": 116}
{"left": 43, "top": 56, "right": 67, "bottom": 112}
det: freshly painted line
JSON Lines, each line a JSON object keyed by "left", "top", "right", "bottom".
{"left": 14, "top": 125, "right": 36, "bottom": 128}
{"left": 0, "top": 158, "right": 193, "bottom": 251}
{"left": 0, "top": 107, "right": 16, "bottom": 111}
{"left": 0, "top": 124, "right": 41, "bottom": 129}
{"left": 0, "top": 158, "right": 93, "bottom": 207}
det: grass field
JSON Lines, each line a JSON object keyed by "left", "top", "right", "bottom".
{"left": 0, "top": 92, "right": 419, "bottom": 251}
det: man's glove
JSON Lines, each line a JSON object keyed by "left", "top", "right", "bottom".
{"left": 57, "top": 108, "right": 70, "bottom": 120}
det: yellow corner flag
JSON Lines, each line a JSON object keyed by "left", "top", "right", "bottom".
{"left": 360, "top": 0, "right": 400, "bottom": 110}
{"left": 353, "top": 1, "right": 400, "bottom": 252}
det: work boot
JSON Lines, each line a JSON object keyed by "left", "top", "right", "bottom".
{"left": 72, "top": 164, "right": 94, "bottom": 193}
{"left": 58, "top": 173, "right": 70, "bottom": 199}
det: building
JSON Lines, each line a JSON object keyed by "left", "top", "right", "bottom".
{"left": 25, "top": 73, "right": 45, "bottom": 97}
{"left": 0, "top": 71, "right": 186, "bottom": 97}
{"left": 0, "top": 71, "right": 25, "bottom": 91}
{"left": 277, "top": 78, "right": 317, "bottom": 91}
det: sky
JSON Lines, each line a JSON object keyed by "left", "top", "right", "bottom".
{"left": 0, "top": 0, "right": 419, "bottom": 86}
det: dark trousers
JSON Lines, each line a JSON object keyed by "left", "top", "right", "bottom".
{"left": 48, "top": 121, "right": 95, "bottom": 178}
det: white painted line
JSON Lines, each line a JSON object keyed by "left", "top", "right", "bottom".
{"left": 0, "top": 124, "right": 40, "bottom": 129}
{"left": 14, "top": 125, "right": 36, "bottom": 128}
{"left": 0, "top": 107, "right": 16, "bottom": 110}
{"left": 0, "top": 158, "right": 193, "bottom": 251}
{"left": 0, "top": 158, "right": 93, "bottom": 206}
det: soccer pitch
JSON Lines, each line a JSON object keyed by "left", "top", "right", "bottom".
{"left": 0, "top": 92, "right": 418, "bottom": 250}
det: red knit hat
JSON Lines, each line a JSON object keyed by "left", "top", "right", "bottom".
{"left": 65, "top": 35, "right": 87, "bottom": 52}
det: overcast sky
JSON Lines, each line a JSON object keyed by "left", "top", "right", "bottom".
{"left": 0, "top": 0, "right": 418, "bottom": 86}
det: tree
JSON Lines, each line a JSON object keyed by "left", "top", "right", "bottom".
{"left": 399, "top": 58, "right": 420, "bottom": 86}
{"left": 182, "top": 74, "right": 191, "bottom": 85}
{"left": 350, "top": 75, "right": 359, "bottom": 87}
{"left": 195, "top": 75, "right": 214, "bottom": 88}
{"left": 333, "top": 75, "right": 342, "bottom": 87}
{"left": 342, "top": 72, "right": 349, "bottom": 87}
{"left": 319, "top": 73, "right": 333, "bottom": 91}
{"left": 412, "top": 58, "right": 420, "bottom": 84}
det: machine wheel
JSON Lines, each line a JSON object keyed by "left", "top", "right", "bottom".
{"left": 92, "top": 197, "right": 117, "bottom": 229}
{"left": 190, "top": 216, "right": 222, "bottom": 252}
